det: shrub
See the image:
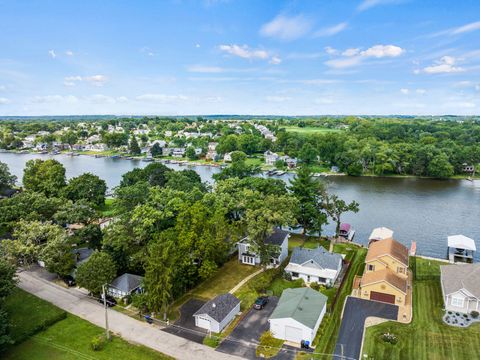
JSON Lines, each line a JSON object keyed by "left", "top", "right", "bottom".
{"left": 91, "top": 334, "right": 107, "bottom": 351}
{"left": 310, "top": 282, "right": 320, "bottom": 291}
{"left": 381, "top": 332, "right": 398, "bottom": 345}
{"left": 256, "top": 331, "right": 284, "bottom": 358}
{"left": 471, "top": 311, "right": 479, "bottom": 319}
{"left": 203, "top": 335, "right": 220, "bottom": 348}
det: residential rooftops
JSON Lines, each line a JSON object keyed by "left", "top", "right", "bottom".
{"left": 194, "top": 294, "right": 240, "bottom": 323}
{"left": 269, "top": 287, "right": 327, "bottom": 328}
{"left": 366, "top": 238, "right": 409, "bottom": 266}
{"left": 369, "top": 227, "right": 394, "bottom": 241}
{"left": 290, "top": 246, "right": 342, "bottom": 270}
{"left": 264, "top": 228, "right": 289, "bottom": 246}
{"left": 110, "top": 273, "right": 144, "bottom": 294}
{"left": 361, "top": 268, "right": 407, "bottom": 293}
{"left": 441, "top": 263, "right": 480, "bottom": 298}
{"left": 447, "top": 235, "right": 476, "bottom": 251}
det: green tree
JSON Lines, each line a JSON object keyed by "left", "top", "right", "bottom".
{"left": 186, "top": 146, "right": 197, "bottom": 160}
{"left": 76, "top": 251, "right": 116, "bottom": 295}
{"left": 40, "top": 238, "right": 75, "bottom": 277}
{"left": 0, "top": 161, "right": 16, "bottom": 191}
{"left": 428, "top": 153, "right": 454, "bottom": 178}
{"left": 325, "top": 195, "right": 359, "bottom": 252}
{"left": 60, "top": 131, "right": 78, "bottom": 148}
{"left": 53, "top": 200, "right": 97, "bottom": 225}
{"left": 151, "top": 143, "right": 162, "bottom": 157}
{"left": 129, "top": 135, "right": 141, "bottom": 155}
{"left": 213, "top": 151, "right": 260, "bottom": 181}
{"left": 298, "top": 143, "right": 317, "bottom": 165}
{"left": 0, "top": 258, "right": 17, "bottom": 299}
{"left": 23, "top": 159, "right": 66, "bottom": 197}
{"left": 63, "top": 173, "right": 107, "bottom": 206}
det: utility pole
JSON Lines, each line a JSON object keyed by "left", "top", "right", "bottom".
{"left": 102, "top": 284, "right": 110, "bottom": 340}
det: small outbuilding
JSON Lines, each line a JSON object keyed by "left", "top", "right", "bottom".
{"left": 193, "top": 294, "right": 240, "bottom": 333}
{"left": 448, "top": 235, "right": 476, "bottom": 263}
{"left": 368, "top": 227, "right": 394, "bottom": 244}
{"left": 107, "top": 273, "right": 144, "bottom": 298}
{"left": 269, "top": 288, "right": 327, "bottom": 344}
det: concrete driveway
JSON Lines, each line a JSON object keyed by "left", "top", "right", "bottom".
{"left": 334, "top": 297, "right": 398, "bottom": 360}
{"left": 217, "top": 296, "right": 280, "bottom": 359}
{"left": 162, "top": 298, "right": 207, "bottom": 344}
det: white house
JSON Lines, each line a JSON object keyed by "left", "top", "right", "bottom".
{"left": 107, "top": 273, "right": 144, "bottom": 298}
{"left": 193, "top": 294, "right": 240, "bottom": 333}
{"left": 285, "top": 247, "right": 343, "bottom": 286}
{"left": 269, "top": 288, "right": 327, "bottom": 344}
{"left": 172, "top": 148, "right": 186, "bottom": 157}
{"left": 237, "top": 229, "right": 289, "bottom": 267}
{"left": 264, "top": 150, "right": 279, "bottom": 166}
{"left": 441, "top": 263, "right": 480, "bottom": 314}
{"left": 223, "top": 152, "right": 232, "bottom": 162}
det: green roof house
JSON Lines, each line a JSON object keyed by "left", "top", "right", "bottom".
{"left": 269, "top": 287, "right": 327, "bottom": 344}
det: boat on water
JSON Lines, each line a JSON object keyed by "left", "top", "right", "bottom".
{"left": 339, "top": 223, "right": 355, "bottom": 241}
{"left": 142, "top": 157, "right": 154, "bottom": 162}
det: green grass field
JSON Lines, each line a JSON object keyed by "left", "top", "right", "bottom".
{"left": 3, "top": 288, "right": 170, "bottom": 360}
{"left": 281, "top": 126, "right": 341, "bottom": 134}
{"left": 98, "top": 198, "right": 116, "bottom": 217}
{"left": 362, "top": 280, "right": 480, "bottom": 360}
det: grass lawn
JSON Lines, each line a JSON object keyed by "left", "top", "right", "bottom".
{"left": 281, "top": 126, "right": 341, "bottom": 134}
{"left": 413, "top": 256, "right": 449, "bottom": 280}
{"left": 288, "top": 234, "right": 329, "bottom": 251}
{"left": 4, "top": 288, "right": 67, "bottom": 344}
{"left": 98, "top": 198, "right": 116, "bottom": 217}
{"left": 4, "top": 314, "right": 171, "bottom": 360}
{"left": 362, "top": 280, "right": 480, "bottom": 360}
{"left": 168, "top": 257, "right": 259, "bottom": 320}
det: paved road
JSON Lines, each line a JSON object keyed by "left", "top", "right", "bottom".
{"left": 217, "top": 296, "right": 285, "bottom": 359}
{"left": 17, "top": 269, "right": 242, "bottom": 360}
{"left": 334, "top": 297, "right": 398, "bottom": 360}
{"left": 162, "top": 299, "right": 207, "bottom": 344}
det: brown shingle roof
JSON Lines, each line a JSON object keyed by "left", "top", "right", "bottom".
{"left": 361, "top": 268, "right": 407, "bottom": 293}
{"left": 366, "top": 238, "right": 409, "bottom": 266}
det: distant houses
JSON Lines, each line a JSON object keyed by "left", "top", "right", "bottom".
{"left": 237, "top": 229, "right": 289, "bottom": 267}
{"left": 264, "top": 150, "right": 279, "bottom": 166}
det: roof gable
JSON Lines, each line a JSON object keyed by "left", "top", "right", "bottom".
{"left": 441, "top": 264, "right": 480, "bottom": 299}
{"left": 194, "top": 294, "right": 240, "bottom": 323}
{"left": 290, "top": 247, "right": 342, "bottom": 270}
{"left": 110, "top": 273, "right": 144, "bottom": 293}
{"left": 366, "top": 238, "right": 409, "bottom": 266}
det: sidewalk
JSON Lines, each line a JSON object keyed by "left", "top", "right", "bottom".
{"left": 229, "top": 268, "right": 263, "bottom": 294}
{"left": 17, "top": 269, "right": 241, "bottom": 360}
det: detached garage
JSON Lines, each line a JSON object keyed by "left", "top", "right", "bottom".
{"left": 193, "top": 294, "right": 240, "bottom": 333}
{"left": 269, "top": 288, "right": 327, "bottom": 344}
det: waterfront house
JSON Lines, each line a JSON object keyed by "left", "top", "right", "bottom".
{"left": 193, "top": 294, "right": 240, "bottom": 333}
{"left": 223, "top": 152, "right": 232, "bottom": 162}
{"left": 462, "top": 163, "right": 475, "bottom": 173}
{"left": 107, "top": 273, "right": 144, "bottom": 298}
{"left": 368, "top": 227, "right": 394, "bottom": 245}
{"left": 440, "top": 263, "right": 480, "bottom": 314}
{"left": 172, "top": 148, "right": 186, "bottom": 157}
{"left": 269, "top": 288, "right": 327, "bottom": 344}
{"left": 162, "top": 147, "right": 172, "bottom": 156}
{"left": 264, "top": 150, "right": 279, "bottom": 166}
{"left": 237, "top": 228, "right": 289, "bottom": 267}
{"left": 448, "top": 235, "right": 476, "bottom": 263}
{"left": 285, "top": 247, "right": 343, "bottom": 286}
{"left": 364, "top": 238, "right": 409, "bottom": 278}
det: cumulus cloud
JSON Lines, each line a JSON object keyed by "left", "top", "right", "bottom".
{"left": 218, "top": 44, "right": 281, "bottom": 64}
{"left": 48, "top": 50, "right": 56, "bottom": 58}
{"left": 419, "top": 56, "right": 464, "bottom": 74}
{"left": 65, "top": 50, "right": 74, "bottom": 56}
{"left": 265, "top": 95, "right": 291, "bottom": 102}
{"left": 325, "top": 44, "right": 404, "bottom": 68}
{"left": 325, "top": 46, "right": 338, "bottom": 55}
{"left": 400, "top": 88, "right": 409, "bottom": 95}
{"left": 64, "top": 75, "right": 108, "bottom": 87}
{"left": 136, "top": 94, "right": 188, "bottom": 103}
{"left": 260, "top": 15, "right": 312, "bottom": 41}
{"left": 314, "top": 22, "right": 348, "bottom": 37}
{"left": 0, "top": 97, "right": 11, "bottom": 105}
{"left": 30, "top": 95, "right": 79, "bottom": 103}
{"left": 269, "top": 56, "right": 282, "bottom": 65}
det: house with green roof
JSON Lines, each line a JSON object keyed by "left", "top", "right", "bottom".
{"left": 268, "top": 287, "right": 327, "bottom": 344}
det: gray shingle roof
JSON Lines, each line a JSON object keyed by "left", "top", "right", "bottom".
{"left": 270, "top": 287, "right": 327, "bottom": 328}
{"left": 290, "top": 246, "right": 342, "bottom": 270}
{"left": 194, "top": 294, "right": 240, "bottom": 323}
{"left": 441, "top": 264, "right": 480, "bottom": 299}
{"left": 265, "top": 228, "right": 289, "bottom": 246}
{"left": 110, "top": 273, "right": 144, "bottom": 294}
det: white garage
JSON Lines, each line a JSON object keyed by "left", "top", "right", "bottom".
{"left": 193, "top": 293, "right": 240, "bottom": 333}
{"left": 269, "top": 288, "right": 327, "bottom": 344}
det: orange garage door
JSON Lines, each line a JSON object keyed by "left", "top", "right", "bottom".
{"left": 370, "top": 291, "right": 395, "bottom": 304}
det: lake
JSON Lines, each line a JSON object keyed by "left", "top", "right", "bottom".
{"left": 1, "top": 152, "right": 479, "bottom": 261}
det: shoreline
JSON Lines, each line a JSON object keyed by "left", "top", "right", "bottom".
{"left": 1, "top": 149, "right": 479, "bottom": 181}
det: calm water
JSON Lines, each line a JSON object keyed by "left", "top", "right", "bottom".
{"left": 1, "top": 152, "right": 479, "bottom": 261}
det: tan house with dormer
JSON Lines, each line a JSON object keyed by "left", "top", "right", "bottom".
{"left": 364, "top": 238, "right": 409, "bottom": 279}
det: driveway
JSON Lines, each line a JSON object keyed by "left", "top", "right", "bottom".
{"left": 334, "top": 297, "right": 398, "bottom": 360}
{"left": 17, "top": 269, "right": 242, "bottom": 360}
{"left": 217, "top": 296, "right": 293, "bottom": 360}
{"left": 162, "top": 298, "right": 207, "bottom": 344}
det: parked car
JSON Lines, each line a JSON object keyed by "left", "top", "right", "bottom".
{"left": 254, "top": 296, "right": 269, "bottom": 310}
{"left": 62, "top": 275, "right": 76, "bottom": 287}
{"left": 98, "top": 295, "right": 117, "bottom": 307}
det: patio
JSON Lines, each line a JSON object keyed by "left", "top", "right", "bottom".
{"left": 443, "top": 310, "right": 480, "bottom": 327}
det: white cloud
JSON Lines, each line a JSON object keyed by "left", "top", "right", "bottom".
{"left": 0, "top": 97, "right": 11, "bottom": 105}
{"left": 64, "top": 75, "right": 108, "bottom": 87}
{"left": 260, "top": 15, "right": 312, "bottom": 41}
{"left": 30, "top": 95, "right": 79, "bottom": 103}
{"left": 117, "top": 96, "right": 129, "bottom": 103}
{"left": 266, "top": 96, "right": 291, "bottom": 102}
{"left": 452, "top": 21, "right": 480, "bottom": 35}
{"left": 314, "top": 22, "right": 348, "bottom": 37}
{"left": 0, "top": 85, "right": 6, "bottom": 92}
{"left": 48, "top": 50, "right": 56, "bottom": 58}
{"left": 315, "top": 98, "right": 335, "bottom": 104}
{"left": 219, "top": 44, "right": 269, "bottom": 60}
{"left": 420, "top": 56, "right": 465, "bottom": 74}
{"left": 443, "top": 101, "right": 476, "bottom": 109}
{"left": 65, "top": 50, "right": 74, "bottom": 56}
{"left": 400, "top": 88, "right": 409, "bottom": 95}
{"left": 269, "top": 56, "right": 282, "bottom": 65}
{"left": 325, "top": 44, "right": 404, "bottom": 68}
{"left": 195, "top": 44, "right": 201, "bottom": 48}
{"left": 90, "top": 94, "right": 117, "bottom": 104}
{"left": 358, "top": 0, "right": 401, "bottom": 11}
{"left": 416, "top": 89, "right": 427, "bottom": 94}
{"left": 187, "top": 65, "right": 225, "bottom": 73}
{"left": 325, "top": 46, "right": 338, "bottom": 55}
{"left": 136, "top": 94, "right": 188, "bottom": 103}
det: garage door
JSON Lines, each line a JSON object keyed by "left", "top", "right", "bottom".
{"left": 195, "top": 316, "right": 210, "bottom": 329}
{"left": 370, "top": 291, "right": 395, "bottom": 304}
{"left": 285, "top": 325, "right": 303, "bottom": 343}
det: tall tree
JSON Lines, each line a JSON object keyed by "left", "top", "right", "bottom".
{"left": 40, "top": 238, "right": 75, "bottom": 277}
{"left": 0, "top": 161, "right": 16, "bottom": 191}
{"left": 213, "top": 151, "right": 260, "bottom": 181}
{"left": 76, "top": 251, "right": 116, "bottom": 295}
{"left": 0, "top": 258, "right": 16, "bottom": 351}
{"left": 325, "top": 195, "right": 359, "bottom": 252}
{"left": 129, "top": 135, "right": 141, "bottom": 155}
{"left": 63, "top": 173, "right": 107, "bottom": 206}
{"left": 23, "top": 159, "right": 66, "bottom": 197}
{"left": 150, "top": 142, "right": 162, "bottom": 157}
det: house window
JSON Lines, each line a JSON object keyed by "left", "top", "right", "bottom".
{"left": 452, "top": 296, "right": 464, "bottom": 308}
{"left": 397, "top": 267, "right": 404, "bottom": 274}
{"left": 291, "top": 272, "right": 299, "bottom": 278}
{"left": 367, "top": 264, "right": 375, "bottom": 271}
{"left": 307, "top": 275, "right": 311, "bottom": 282}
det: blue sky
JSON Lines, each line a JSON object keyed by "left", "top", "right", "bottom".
{"left": 0, "top": 0, "right": 479, "bottom": 116}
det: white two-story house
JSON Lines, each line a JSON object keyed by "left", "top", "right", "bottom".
{"left": 237, "top": 229, "right": 289, "bottom": 267}
{"left": 285, "top": 246, "right": 343, "bottom": 286}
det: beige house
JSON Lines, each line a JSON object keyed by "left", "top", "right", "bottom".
{"left": 441, "top": 263, "right": 480, "bottom": 314}
{"left": 365, "top": 238, "right": 409, "bottom": 279}
{"left": 358, "top": 268, "right": 407, "bottom": 305}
